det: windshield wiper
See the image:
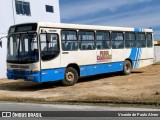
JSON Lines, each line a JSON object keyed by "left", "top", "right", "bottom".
{"left": 27, "top": 32, "right": 37, "bottom": 41}
{"left": 27, "top": 32, "right": 33, "bottom": 40}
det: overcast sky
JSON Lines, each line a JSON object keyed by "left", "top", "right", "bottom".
{"left": 60, "top": 0, "right": 160, "bottom": 40}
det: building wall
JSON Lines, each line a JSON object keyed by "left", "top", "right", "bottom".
{"left": 0, "top": 36, "right": 7, "bottom": 79}
{"left": 14, "top": 0, "right": 60, "bottom": 24}
{"left": 154, "top": 46, "right": 160, "bottom": 62}
{"left": 0, "top": 0, "right": 14, "bottom": 33}
{"left": 0, "top": 0, "right": 60, "bottom": 79}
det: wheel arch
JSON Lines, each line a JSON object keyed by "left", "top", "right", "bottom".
{"left": 125, "top": 58, "right": 133, "bottom": 68}
{"left": 66, "top": 63, "right": 80, "bottom": 77}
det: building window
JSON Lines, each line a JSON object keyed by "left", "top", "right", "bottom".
{"left": 46, "top": 5, "right": 54, "bottom": 13}
{"left": 15, "top": 0, "right": 31, "bottom": 16}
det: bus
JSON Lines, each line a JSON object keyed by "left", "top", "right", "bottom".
{"left": 6, "top": 22, "right": 154, "bottom": 86}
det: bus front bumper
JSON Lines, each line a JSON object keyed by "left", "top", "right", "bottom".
{"left": 7, "top": 70, "right": 41, "bottom": 83}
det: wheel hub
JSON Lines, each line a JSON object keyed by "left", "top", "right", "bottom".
{"left": 125, "top": 64, "right": 131, "bottom": 72}
{"left": 66, "top": 72, "right": 74, "bottom": 82}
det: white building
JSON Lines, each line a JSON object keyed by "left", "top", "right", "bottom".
{"left": 0, "top": 0, "right": 60, "bottom": 79}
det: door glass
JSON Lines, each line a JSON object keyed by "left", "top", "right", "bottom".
{"left": 40, "top": 33, "right": 60, "bottom": 61}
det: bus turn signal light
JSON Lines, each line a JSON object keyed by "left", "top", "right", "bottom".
{"left": 34, "top": 70, "right": 39, "bottom": 73}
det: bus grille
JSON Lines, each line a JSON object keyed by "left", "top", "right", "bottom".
{"left": 10, "top": 65, "right": 29, "bottom": 69}
{"left": 12, "top": 70, "right": 28, "bottom": 75}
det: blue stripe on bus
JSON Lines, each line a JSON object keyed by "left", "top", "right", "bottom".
{"left": 41, "top": 68, "right": 65, "bottom": 82}
{"left": 7, "top": 62, "right": 124, "bottom": 83}
{"left": 40, "top": 62, "right": 124, "bottom": 82}
{"left": 129, "top": 48, "right": 137, "bottom": 60}
{"left": 134, "top": 28, "right": 144, "bottom": 32}
{"left": 134, "top": 48, "right": 140, "bottom": 68}
{"left": 129, "top": 48, "right": 142, "bottom": 69}
{"left": 7, "top": 70, "right": 41, "bottom": 83}
{"left": 135, "top": 48, "right": 142, "bottom": 68}
{"left": 7, "top": 68, "right": 65, "bottom": 83}
{"left": 129, "top": 48, "right": 137, "bottom": 68}
{"left": 80, "top": 62, "right": 123, "bottom": 77}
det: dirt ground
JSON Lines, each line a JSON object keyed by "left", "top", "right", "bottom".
{"left": 0, "top": 63, "right": 160, "bottom": 105}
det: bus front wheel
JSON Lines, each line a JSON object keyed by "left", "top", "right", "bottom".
{"left": 123, "top": 60, "right": 132, "bottom": 75}
{"left": 61, "top": 67, "right": 78, "bottom": 86}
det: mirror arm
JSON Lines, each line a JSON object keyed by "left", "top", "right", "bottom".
{"left": 41, "top": 29, "right": 49, "bottom": 43}
{"left": 0, "top": 36, "right": 7, "bottom": 48}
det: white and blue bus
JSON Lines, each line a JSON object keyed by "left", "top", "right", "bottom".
{"left": 6, "top": 22, "right": 154, "bottom": 86}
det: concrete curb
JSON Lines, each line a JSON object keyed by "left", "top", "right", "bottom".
{"left": 0, "top": 97, "right": 160, "bottom": 106}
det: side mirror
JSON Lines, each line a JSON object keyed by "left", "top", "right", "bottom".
{"left": 0, "top": 41, "right": 2, "bottom": 48}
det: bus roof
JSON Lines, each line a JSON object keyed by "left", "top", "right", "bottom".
{"left": 13, "top": 22, "right": 153, "bottom": 33}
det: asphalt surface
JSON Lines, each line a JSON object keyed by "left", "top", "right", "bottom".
{"left": 0, "top": 102, "right": 160, "bottom": 120}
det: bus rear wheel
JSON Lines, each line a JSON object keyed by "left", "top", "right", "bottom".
{"left": 61, "top": 67, "right": 78, "bottom": 86}
{"left": 123, "top": 60, "right": 132, "bottom": 75}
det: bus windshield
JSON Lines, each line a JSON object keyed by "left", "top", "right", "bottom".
{"left": 7, "top": 32, "right": 39, "bottom": 64}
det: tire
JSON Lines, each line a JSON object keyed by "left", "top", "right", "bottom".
{"left": 123, "top": 60, "right": 132, "bottom": 75}
{"left": 61, "top": 67, "right": 78, "bottom": 86}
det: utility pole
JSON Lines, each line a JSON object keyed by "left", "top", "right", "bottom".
{"left": 12, "top": 0, "right": 16, "bottom": 25}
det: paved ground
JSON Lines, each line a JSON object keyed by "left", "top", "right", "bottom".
{"left": 0, "top": 102, "right": 159, "bottom": 111}
{"left": 0, "top": 63, "right": 160, "bottom": 105}
{"left": 0, "top": 102, "right": 160, "bottom": 120}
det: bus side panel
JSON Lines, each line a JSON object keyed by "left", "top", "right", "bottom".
{"left": 112, "top": 49, "right": 131, "bottom": 61}
{"left": 138, "top": 48, "right": 154, "bottom": 68}
{"left": 140, "top": 48, "right": 154, "bottom": 60}
{"left": 80, "top": 62, "right": 123, "bottom": 77}
{"left": 92, "top": 64, "right": 110, "bottom": 75}
{"left": 41, "top": 68, "right": 65, "bottom": 82}
{"left": 128, "top": 48, "right": 154, "bottom": 68}
{"left": 112, "top": 48, "right": 154, "bottom": 69}
{"left": 109, "top": 62, "right": 124, "bottom": 73}
{"left": 61, "top": 51, "right": 97, "bottom": 67}
{"left": 80, "top": 65, "right": 94, "bottom": 76}
{"left": 129, "top": 48, "right": 142, "bottom": 69}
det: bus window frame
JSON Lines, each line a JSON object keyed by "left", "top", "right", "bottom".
{"left": 96, "top": 30, "right": 111, "bottom": 50}
{"left": 146, "top": 33, "right": 153, "bottom": 48}
{"left": 124, "top": 32, "right": 136, "bottom": 49}
{"left": 111, "top": 31, "right": 125, "bottom": 49}
{"left": 136, "top": 32, "right": 147, "bottom": 48}
{"left": 40, "top": 33, "right": 60, "bottom": 61}
{"left": 78, "top": 30, "right": 96, "bottom": 51}
{"left": 61, "top": 29, "right": 78, "bottom": 51}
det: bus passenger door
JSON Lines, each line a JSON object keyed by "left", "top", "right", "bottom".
{"left": 39, "top": 28, "right": 62, "bottom": 82}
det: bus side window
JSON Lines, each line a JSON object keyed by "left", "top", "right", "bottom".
{"left": 79, "top": 31, "right": 95, "bottom": 50}
{"left": 96, "top": 31, "right": 110, "bottom": 49}
{"left": 146, "top": 33, "right": 153, "bottom": 47}
{"left": 111, "top": 32, "right": 124, "bottom": 49}
{"left": 136, "top": 33, "right": 146, "bottom": 48}
{"left": 61, "top": 30, "right": 78, "bottom": 51}
{"left": 125, "top": 32, "right": 136, "bottom": 48}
